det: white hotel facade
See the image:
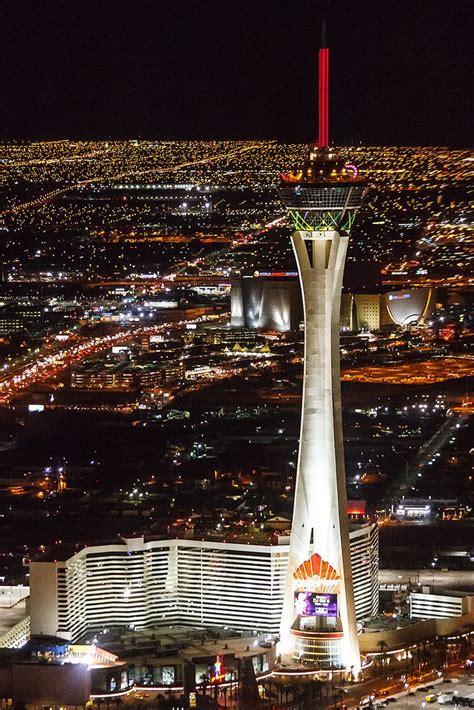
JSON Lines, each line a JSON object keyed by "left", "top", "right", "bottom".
{"left": 30, "top": 523, "right": 378, "bottom": 642}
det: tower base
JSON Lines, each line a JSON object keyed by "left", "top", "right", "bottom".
{"left": 279, "top": 624, "right": 361, "bottom": 676}
{"left": 292, "top": 628, "right": 345, "bottom": 668}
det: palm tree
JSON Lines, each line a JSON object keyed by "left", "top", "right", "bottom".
{"left": 334, "top": 688, "right": 345, "bottom": 710}
{"left": 199, "top": 672, "right": 210, "bottom": 697}
{"left": 308, "top": 679, "right": 324, "bottom": 703}
{"left": 377, "top": 640, "right": 388, "bottom": 674}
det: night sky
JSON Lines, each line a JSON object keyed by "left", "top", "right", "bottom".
{"left": 2, "top": 0, "right": 472, "bottom": 146}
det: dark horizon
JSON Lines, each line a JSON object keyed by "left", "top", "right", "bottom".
{"left": 2, "top": 0, "right": 472, "bottom": 147}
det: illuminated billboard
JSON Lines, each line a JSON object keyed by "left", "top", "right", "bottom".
{"left": 294, "top": 592, "right": 337, "bottom": 617}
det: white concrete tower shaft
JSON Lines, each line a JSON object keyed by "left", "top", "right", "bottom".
{"left": 279, "top": 227, "right": 360, "bottom": 671}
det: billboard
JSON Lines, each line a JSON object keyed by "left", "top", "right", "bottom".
{"left": 294, "top": 592, "right": 337, "bottom": 617}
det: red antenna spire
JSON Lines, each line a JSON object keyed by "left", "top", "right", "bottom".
{"left": 318, "top": 20, "right": 329, "bottom": 148}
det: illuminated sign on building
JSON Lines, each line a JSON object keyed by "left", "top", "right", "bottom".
{"left": 388, "top": 293, "right": 410, "bottom": 301}
{"left": 255, "top": 271, "right": 298, "bottom": 278}
{"left": 210, "top": 655, "right": 225, "bottom": 683}
{"left": 294, "top": 592, "right": 338, "bottom": 617}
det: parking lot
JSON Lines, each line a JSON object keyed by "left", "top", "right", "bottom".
{"left": 374, "top": 675, "right": 474, "bottom": 709}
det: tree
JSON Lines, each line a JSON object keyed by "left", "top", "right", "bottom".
{"left": 377, "top": 640, "right": 388, "bottom": 673}
{"left": 308, "top": 679, "right": 324, "bottom": 703}
{"left": 199, "top": 673, "right": 210, "bottom": 697}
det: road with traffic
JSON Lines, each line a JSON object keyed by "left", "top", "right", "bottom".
{"left": 0, "top": 313, "right": 226, "bottom": 405}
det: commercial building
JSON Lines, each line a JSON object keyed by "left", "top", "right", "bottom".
{"left": 205, "top": 326, "right": 264, "bottom": 346}
{"left": 348, "top": 288, "right": 435, "bottom": 330}
{"left": 0, "top": 304, "right": 45, "bottom": 335}
{"left": 231, "top": 275, "right": 303, "bottom": 332}
{"left": 0, "top": 630, "right": 277, "bottom": 702}
{"left": 394, "top": 500, "right": 432, "bottom": 519}
{"left": 277, "top": 27, "right": 367, "bottom": 670}
{"left": 29, "top": 524, "right": 378, "bottom": 643}
{"left": 233, "top": 283, "right": 435, "bottom": 334}
{"left": 0, "top": 318, "right": 25, "bottom": 335}
{"left": 394, "top": 497, "right": 461, "bottom": 520}
{"left": 0, "top": 639, "right": 126, "bottom": 705}
{"left": 354, "top": 294, "right": 381, "bottom": 332}
{"left": 71, "top": 360, "right": 184, "bottom": 389}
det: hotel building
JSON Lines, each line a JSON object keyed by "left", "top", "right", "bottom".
{"left": 29, "top": 524, "right": 378, "bottom": 643}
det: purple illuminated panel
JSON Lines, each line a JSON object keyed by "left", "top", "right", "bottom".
{"left": 294, "top": 592, "right": 338, "bottom": 617}
{"left": 313, "top": 593, "right": 338, "bottom": 617}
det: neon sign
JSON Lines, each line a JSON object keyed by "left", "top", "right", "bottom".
{"left": 344, "top": 163, "right": 359, "bottom": 178}
{"left": 211, "top": 655, "right": 225, "bottom": 683}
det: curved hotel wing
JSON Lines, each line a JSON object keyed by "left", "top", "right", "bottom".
{"left": 29, "top": 527, "right": 378, "bottom": 642}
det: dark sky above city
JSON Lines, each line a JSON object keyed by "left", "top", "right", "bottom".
{"left": 2, "top": 0, "right": 472, "bottom": 146}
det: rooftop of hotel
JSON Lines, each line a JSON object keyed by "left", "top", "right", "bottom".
{"left": 34, "top": 517, "right": 375, "bottom": 563}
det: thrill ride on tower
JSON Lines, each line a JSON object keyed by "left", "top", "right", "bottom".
{"left": 278, "top": 25, "right": 367, "bottom": 672}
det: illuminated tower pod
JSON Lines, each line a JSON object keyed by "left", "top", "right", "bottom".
{"left": 277, "top": 27, "right": 367, "bottom": 671}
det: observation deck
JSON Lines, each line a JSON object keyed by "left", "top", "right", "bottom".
{"left": 279, "top": 146, "right": 366, "bottom": 233}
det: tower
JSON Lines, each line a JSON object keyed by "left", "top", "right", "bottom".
{"left": 278, "top": 26, "right": 367, "bottom": 671}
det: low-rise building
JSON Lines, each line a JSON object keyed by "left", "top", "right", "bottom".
{"left": 71, "top": 360, "right": 184, "bottom": 390}
{"left": 409, "top": 589, "right": 474, "bottom": 620}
